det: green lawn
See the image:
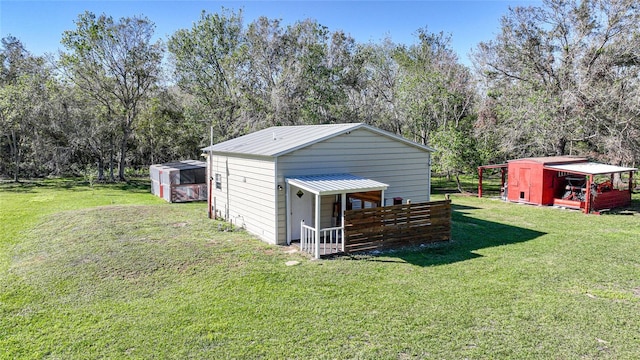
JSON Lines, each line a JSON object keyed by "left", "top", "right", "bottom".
{"left": 1, "top": 179, "right": 639, "bottom": 359}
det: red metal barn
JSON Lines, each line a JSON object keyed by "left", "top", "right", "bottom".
{"left": 478, "top": 156, "right": 636, "bottom": 214}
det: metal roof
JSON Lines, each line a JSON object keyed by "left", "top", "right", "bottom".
{"left": 509, "top": 156, "right": 588, "bottom": 164}
{"left": 545, "top": 162, "right": 637, "bottom": 175}
{"left": 286, "top": 173, "right": 389, "bottom": 195}
{"left": 201, "top": 123, "right": 435, "bottom": 157}
{"left": 150, "top": 160, "right": 206, "bottom": 171}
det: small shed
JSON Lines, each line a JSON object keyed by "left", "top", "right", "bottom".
{"left": 478, "top": 156, "right": 636, "bottom": 213}
{"left": 150, "top": 160, "right": 207, "bottom": 203}
{"left": 201, "top": 123, "right": 435, "bottom": 246}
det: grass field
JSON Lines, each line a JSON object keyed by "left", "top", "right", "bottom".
{"left": 1, "top": 178, "right": 639, "bottom": 359}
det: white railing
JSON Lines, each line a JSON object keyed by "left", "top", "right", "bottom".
{"left": 300, "top": 221, "right": 316, "bottom": 256}
{"left": 300, "top": 221, "right": 343, "bottom": 259}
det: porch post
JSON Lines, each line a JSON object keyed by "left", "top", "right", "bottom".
{"left": 341, "top": 192, "right": 347, "bottom": 252}
{"left": 285, "top": 181, "right": 291, "bottom": 245}
{"left": 314, "top": 193, "right": 321, "bottom": 259}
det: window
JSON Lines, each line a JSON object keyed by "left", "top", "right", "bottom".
{"left": 215, "top": 173, "right": 222, "bottom": 190}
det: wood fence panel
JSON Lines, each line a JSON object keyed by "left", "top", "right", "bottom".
{"left": 343, "top": 200, "right": 451, "bottom": 254}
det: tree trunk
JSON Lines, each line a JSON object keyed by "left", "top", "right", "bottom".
{"left": 97, "top": 158, "right": 105, "bottom": 181}
{"left": 109, "top": 136, "right": 115, "bottom": 182}
{"left": 455, "top": 173, "right": 465, "bottom": 193}
{"left": 10, "top": 129, "right": 19, "bottom": 182}
{"left": 555, "top": 137, "right": 567, "bottom": 156}
{"left": 118, "top": 122, "right": 130, "bottom": 181}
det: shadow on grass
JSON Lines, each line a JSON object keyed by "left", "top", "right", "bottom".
{"left": 332, "top": 203, "right": 546, "bottom": 267}
{"left": 0, "top": 178, "right": 151, "bottom": 194}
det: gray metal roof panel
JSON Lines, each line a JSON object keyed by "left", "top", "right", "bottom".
{"left": 202, "top": 123, "right": 361, "bottom": 156}
{"left": 286, "top": 173, "right": 389, "bottom": 195}
{"left": 545, "top": 162, "right": 636, "bottom": 175}
{"left": 201, "top": 123, "right": 435, "bottom": 157}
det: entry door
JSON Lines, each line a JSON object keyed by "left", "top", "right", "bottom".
{"left": 290, "top": 186, "right": 314, "bottom": 240}
{"left": 519, "top": 168, "right": 531, "bottom": 201}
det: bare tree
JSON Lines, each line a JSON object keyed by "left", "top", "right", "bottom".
{"left": 474, "top": 0, "right": 640, "bottom": 164}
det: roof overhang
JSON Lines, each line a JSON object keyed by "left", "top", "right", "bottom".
{"left": 478, "top": 163, "right": 508, "bottom": 170}
{"left": 544, "top": 162, "right": 637, "bottom": 175}
{"left": 286, "top": 173, "right": 388, "bottom": 196}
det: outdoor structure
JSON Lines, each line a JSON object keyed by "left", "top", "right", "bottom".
{"left": 201, "top": 123, "right": 435, "bottom": 256}
{"left": 478, "top": 156, "right": 636, "bottom": 213}
{"left": 150, "top": 160, "right": 207, "bottom": 203}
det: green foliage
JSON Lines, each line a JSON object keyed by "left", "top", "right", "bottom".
{"left": 2, "top": 180, "right": 640, "bottom": 358}
{"left": 431, "top": 119, "right": 482, "bottom": 176}
{"left": 59, "top": 12, "right": 163, "bottom": 180}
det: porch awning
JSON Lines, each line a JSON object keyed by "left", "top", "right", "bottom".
{"left": 286, "top": 173, "right": 388, "bottom": 196}
{"left": 544, "top": 162, "right": 636, "bottom": 175}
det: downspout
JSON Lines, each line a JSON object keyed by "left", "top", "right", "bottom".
{"left": 208, "top": 127, "right": 214, "bottom": 219}
{"left": 207, "top": 152, "right": 212, "bottom": 219}
{"left": 225, "top": 157, "right": 230, "bottom": 220}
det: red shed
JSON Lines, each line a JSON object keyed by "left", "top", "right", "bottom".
{"left": 478, "top": 156, "right": 636, "bottom": 214}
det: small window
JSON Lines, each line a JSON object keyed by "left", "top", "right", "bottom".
{"left": 215, "top": 173, "right": 222, "bottom": 190}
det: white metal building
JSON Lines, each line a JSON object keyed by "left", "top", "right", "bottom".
{"left": 201, "top": 123, "right": 435, "bottom": 246}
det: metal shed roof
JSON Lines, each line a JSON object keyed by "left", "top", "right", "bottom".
{"left": 286, "top": 173, "right": 389, "bottom": 195}
{"left": 150, "top": 160, "right": 206, "bottom": 171}
{"left": 545, "top": 162, "right": 636, "bottom": 175}
{"left": 201, "top": 123, "right": 435, "bottom": 157}
{"left": 509, "top": 156, "right": 588, "bottom": 164}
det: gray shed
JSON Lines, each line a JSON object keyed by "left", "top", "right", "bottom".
{"left": 150, "top": 160, "right": 207, "bottom": 203}
{"left": 201, "top": 123, "right": 435, "bottom": 246}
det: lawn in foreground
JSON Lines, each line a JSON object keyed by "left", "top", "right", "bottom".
{"left": 1, "top": 179, "right": 640, "bottom": 358}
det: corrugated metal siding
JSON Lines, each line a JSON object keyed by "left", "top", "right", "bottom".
{"left": 150, "top": 161, "right": 207, "bottom": 203}
{"left": 287, "top": 173, "right": 388, "bottom": 195}
{"left": 275, "top": 127, "right": 431, "bottom": 244}
{"left": 545, "top": 162, "right": 636, "bottom": 175}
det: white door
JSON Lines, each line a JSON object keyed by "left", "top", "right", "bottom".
{"left": 290, "top": 186, "right": 314, "bottom": 240}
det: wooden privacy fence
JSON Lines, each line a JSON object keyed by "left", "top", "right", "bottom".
{"left": 343, "top": 200, "right": 451, "bottom": 254}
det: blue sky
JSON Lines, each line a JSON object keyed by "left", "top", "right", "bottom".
{"left": 1, "top": 0, "right": 540, "bottom": 65}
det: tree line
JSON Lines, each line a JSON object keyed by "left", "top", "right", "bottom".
{"left": 2, "top": 0, "right": 639, "bottom": 186}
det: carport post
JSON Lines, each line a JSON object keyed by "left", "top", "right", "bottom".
{"left": 478, "top": 167, "right": 483, "bottom": 197}
{"left": 585, "top": 174, "right": 594, "bottom": 214}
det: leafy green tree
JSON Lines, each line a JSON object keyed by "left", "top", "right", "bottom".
{"left": 0, "top": 36, "right": 54, "bottom": 181}
{"left": 395, "top": 29, "right": 474, "bottom": 146}
{"left": 60, "top": 12, "right": 163, "bottom": 181}
{"left": 168, "top": 9, "right": 245, "bottom": 142}
{"left": 134, "top": 88, "right": 207, "bottom": 164}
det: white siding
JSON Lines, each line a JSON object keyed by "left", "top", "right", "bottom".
{"left": 275, "top": 128, "right": 431, "bottom": 243}
{"left": 210, "top": 153, "right": 278, "bottom": 244}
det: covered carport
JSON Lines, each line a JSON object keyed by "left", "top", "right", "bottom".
{"left": 544, "top": 162, "right": 636, "bottom": 214}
